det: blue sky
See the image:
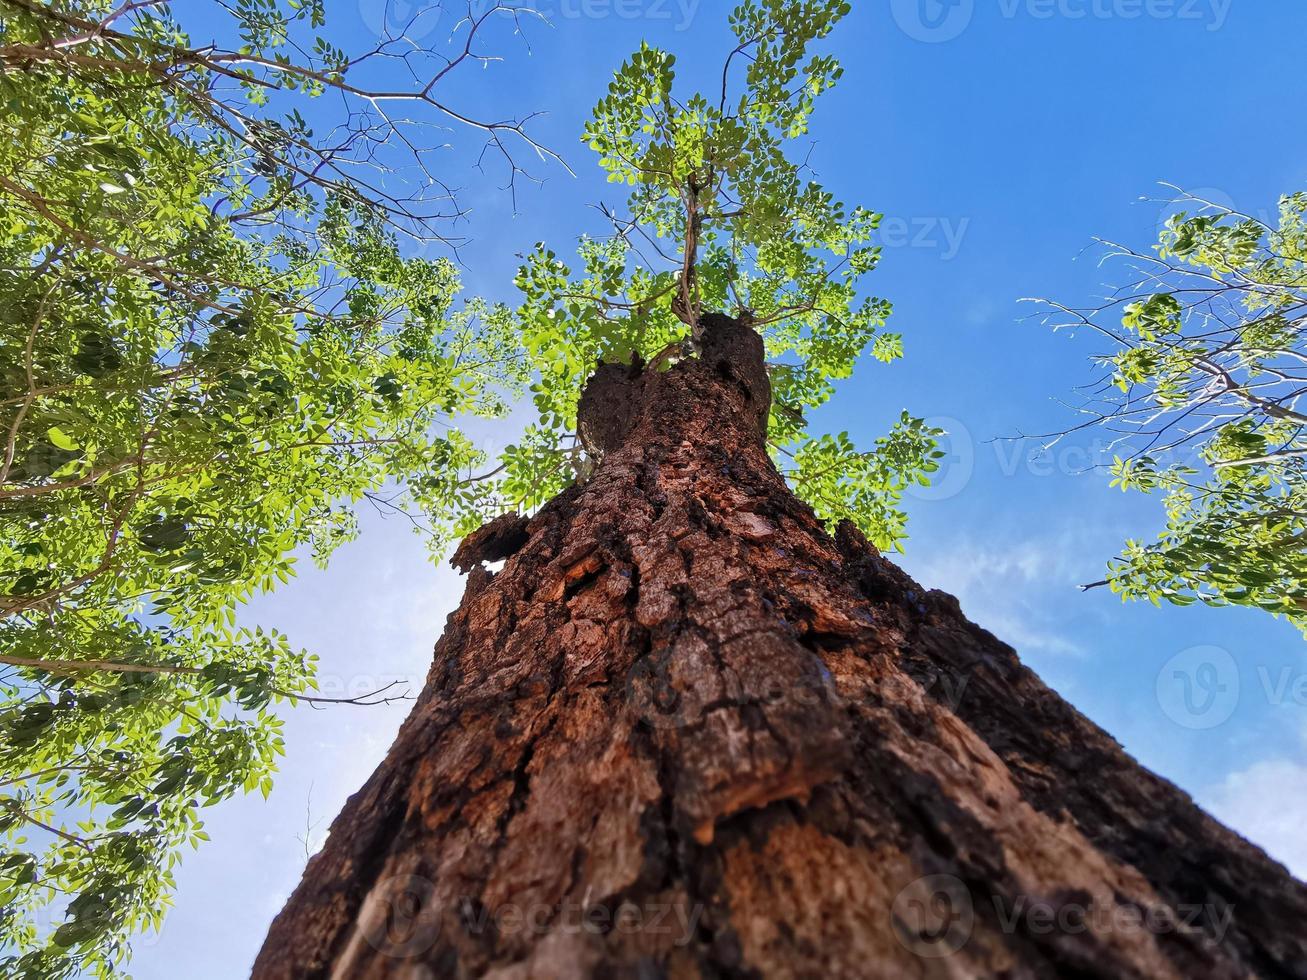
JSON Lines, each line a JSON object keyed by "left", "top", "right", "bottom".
{"left": 127, "top": 2, "right": 1307, "bottom": 974}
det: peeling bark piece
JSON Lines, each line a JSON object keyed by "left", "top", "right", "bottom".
{"left": 450, "top": 513, "right": 532, "bottom": 573}
{"left": 256, "top": 314, "right": 1307, "bottom": 980}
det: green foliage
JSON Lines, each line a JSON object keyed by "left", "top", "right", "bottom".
{"left": 0, "top": 1, "right": 531, "bottom": 975}
{"left": 785, "top": 415, "right": 944, "bottom": 547}
{"left": 498, "top": 0, "right": 941, "bottom": 549}
{"left": 1055, "top": 190, "right": 1307, "bottom": 631}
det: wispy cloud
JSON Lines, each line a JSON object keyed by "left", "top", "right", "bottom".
{"left": 971, "top": 610, "right": 1087, "bottom": 658}
{"left": 1200, "top": 758, "right": 1307, "bottom": 879}
{"left": 900, "top": 530, "right": 1103, "bottom": 658}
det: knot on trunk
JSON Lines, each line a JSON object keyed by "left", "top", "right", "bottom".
{"left": 695, "top": 313, "right": 772, "bottom": 428}
{"left": 577, "top": 355, "right": 646, "bottom": 456}
{"left": 575, "top": 315, "right": 772, "bottom": 457}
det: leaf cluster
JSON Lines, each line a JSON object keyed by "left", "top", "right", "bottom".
{"left": 492, "top": 0, "right": 940, "bottom": 548}
{"left": 1047, "top": 190, "right": 1307, "bottom": 631}
{"left": 0, "top": 1, "right": 537, "bottom": 974}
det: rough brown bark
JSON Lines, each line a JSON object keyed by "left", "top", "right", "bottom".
{"left": 254, "top": 315, "right": 1307, "bottom": 979}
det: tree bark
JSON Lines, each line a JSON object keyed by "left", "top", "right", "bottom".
{"left": 254, "top": 315, "right": 1307, "bottom": 979}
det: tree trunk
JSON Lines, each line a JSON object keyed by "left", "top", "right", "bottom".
{"left": 254, "top": 315, "right": 1307, "bottom": 979}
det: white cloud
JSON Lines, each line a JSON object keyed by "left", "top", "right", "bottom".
{"left": 1200, "top": 758, "right": 1307, "bottom": 880}
{"left": 908, "top": 529, "right": 1307, "bottom": 883}
{"left": 971, "top": 610, "right": 1087, "bottom": 658}
{"left": 900, "top": 531, "right": 1098, "bottom": 658}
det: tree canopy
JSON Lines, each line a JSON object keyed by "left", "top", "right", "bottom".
{"left": 0, "top": 1, "right": 542, "bottom": 975}
{"left": 481, "top": 0, "right": 944, "bottom": 551}
{"left": 1042, "top": 189, "right": 1307, "bottom": 634}
{"left": 0, "top": 0, "right": 943, "bottom": 974}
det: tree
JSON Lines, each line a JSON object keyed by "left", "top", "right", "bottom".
{"left": 488, "top": 0, "right": 943, "bottom": 550}
{"left": 256, "top": 6, "right": 1307, "bottom": 978}
{"left": 0, "top": 1, "right": 550, "bottom": 975}
{"left": 1036, "top": 188, "right": 1307, "bottom": 633}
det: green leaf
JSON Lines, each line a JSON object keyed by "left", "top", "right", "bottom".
{"left": 47, "top": 426, "right": 79, "bottom": 451}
